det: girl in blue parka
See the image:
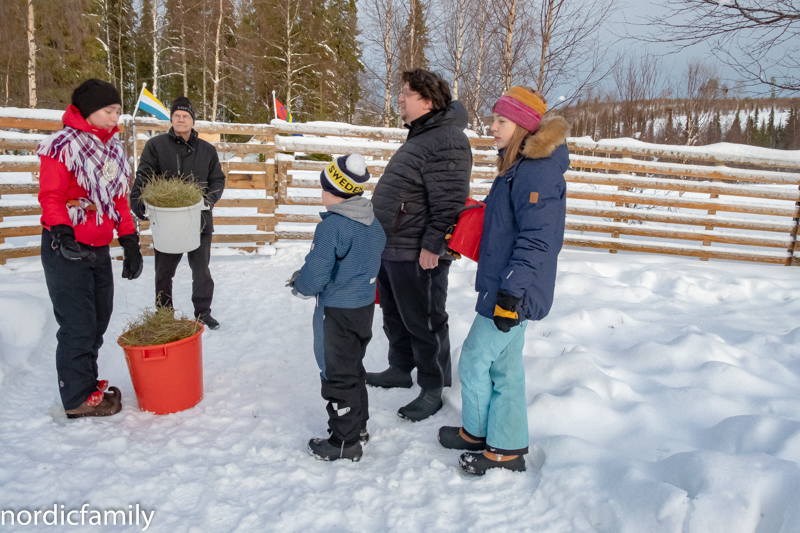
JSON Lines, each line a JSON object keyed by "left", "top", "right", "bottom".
{"left": 438, "top": 87, "right": 570, "bottom": 475}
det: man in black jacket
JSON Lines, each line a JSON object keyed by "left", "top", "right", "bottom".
{"left": 368, "top": 69, "right": 472, "bottom": 421}
{"left": 130, "top": 97, "right": 226, "bottom": 330}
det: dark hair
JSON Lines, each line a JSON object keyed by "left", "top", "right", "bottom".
{"left": 401, "top": 69, "right": 452, "bottom": 111}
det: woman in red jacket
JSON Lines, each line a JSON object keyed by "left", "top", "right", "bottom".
{"left": 37, "top": 79, "right": 143, "bottom": 418}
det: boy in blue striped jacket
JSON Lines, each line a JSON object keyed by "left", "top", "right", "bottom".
{"left": 288, "top": 154, "right": 386, "bottom": 462}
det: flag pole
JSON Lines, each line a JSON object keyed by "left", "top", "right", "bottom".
{"left": 132, "top": 83, "right": 146, "bottom": 119}
{"left": 131, "top": 83, "right": 146, "bottom": 175}
{"left": 272, "top": 90, "right": 278, "bottom": 121}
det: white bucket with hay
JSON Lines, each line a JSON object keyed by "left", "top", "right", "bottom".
{"left": 140, "top": 175, "right": 209, "bottom": 254}
{"left": 145, "top": 199, "right": 208, "bottom": 253}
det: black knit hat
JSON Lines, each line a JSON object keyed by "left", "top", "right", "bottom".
{"left": 320, "top": 154, "right": 370, "bottom": 198}
{"left": 71, "top": 79, "right": 122, "bottom": 119}
{"left": 171, "top": 96, "right": 195, "bottom": 121}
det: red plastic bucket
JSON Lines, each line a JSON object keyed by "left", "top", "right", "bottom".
{"left": 448, "top": 198, "right": 486, "bottom": 262}
{"left": 118, "top": 325, "right": 204, "bottom": 415}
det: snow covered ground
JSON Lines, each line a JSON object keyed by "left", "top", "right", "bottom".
{"left": 1, "top": 245, "right": 799, "bottom": 533}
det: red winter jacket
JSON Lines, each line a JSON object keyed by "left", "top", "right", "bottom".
{"left": 38, "top": 105, "right": 136, "bottom": 247}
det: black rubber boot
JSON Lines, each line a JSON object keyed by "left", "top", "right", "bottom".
{"left": 197, "top": 313, "right": 220, "bottom": 330}
{"left": 308, "top": 438, "right": 363, "bottom": 462}
{"left": 438, "top": 426, "right": 486, "bottom": 451}
{"left": 365, "top": 366, "right": 413, "bottom": 389}
{"left": 459, "top": 452, "right": 526, "bottom": 475}
{"left": 397, "top": 388, "right": 443, "bottom": 422}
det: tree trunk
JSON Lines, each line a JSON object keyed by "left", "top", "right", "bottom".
{"left": 472, "top": 0, "right": 486, "bottom": 131}
{"left": 26, "top": 0, "right": 36, "bottom": 108}
{"left": 409, "top": 0, "right": 416, "bottom": 69}
{"left": 152, "top": 0, "right": 159, "bottom": 98}
{"left": 503, "top": 0, "right": 516, "bottom": 93}
{"left": 117, "top": 2, "right": 124, "bottom": 110}
{"left": 5, "top": 59, "right": 10, "bottom": 107}
{"left": 181, "top": 0, "right": 187, "bottom": 97}
{"left": 104, "top": 0, "right": 113, "bottom": 82}
{"left": 284, "top": 0, "right": 294, "bottom": 116}
{"left": 383, "top": 0, "right": 393, "bottom": 127}
{"left": 537, "top": 0, "right": 555, "bottom": 91}
{"left": 211, "top": 0, "right": 223, "bottom": 120}
{"left": 453, "top": 0, "right": 464, "bottom": 100}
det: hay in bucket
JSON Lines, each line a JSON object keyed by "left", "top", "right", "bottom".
{"left": 139, "top": 174, "right": 205, "bottom": 208}
{"left": 119, "top": 307, "right": 202, "bottom": 347}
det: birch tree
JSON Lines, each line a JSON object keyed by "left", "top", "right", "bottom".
{"left": 360, "top": 0, "right": 401, "bottom": 126}
{"left": 491, "top": 0, "right": 536, "bottom": 94}
{"left": 210, "top": 0, "right": 224, "bottom": 119}
{"left": 530, "top": 0, "right": 615, "bottom": 107}
{"left": 27, "top": 0, "right": 36, "bottom": 108}
{"left": 438, "top": 0, "right": 467, "bottom": 99}
{"left": 678, "top": 59, "right": 721, "bottom": 145}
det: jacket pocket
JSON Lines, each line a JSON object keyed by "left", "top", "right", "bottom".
{"left": 393, "top": 202, "right": 407, "bottom": 232}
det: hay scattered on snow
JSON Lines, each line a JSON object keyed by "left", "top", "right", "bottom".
{"left": 140, "top": 174, "right": 205, "bottom": 208}
{"left": 119, "top": 306, "right": 202, "bottom": 347}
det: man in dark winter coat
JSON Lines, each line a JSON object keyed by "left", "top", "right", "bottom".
{"left": 130, "top": 97, "right": 226, "bottom": 330}
{"left": 367, "top": 69, "right": 473, "bottom": 422}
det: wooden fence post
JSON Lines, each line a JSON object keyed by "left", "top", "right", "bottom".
{"left": 788, "top": 186, "right": 800, "bottom": 266}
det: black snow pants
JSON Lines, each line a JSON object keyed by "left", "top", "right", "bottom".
{"left": 377, "top": 259, "right": 452, "bottom": 390}
{"left": 41, "top": 229, "right": 114, "bottom": 410}
{"left": 154, "top": 232, "right": 214, "bottom": 317}
{"left": 321, "top": 304, "right": 375, "bottom": 446}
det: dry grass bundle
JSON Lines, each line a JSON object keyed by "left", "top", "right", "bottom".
{"left": 140, "top": 174, "right": 205, "bottom": 208}
{"left": 119, "top": 307, "right": 202, "bottom": 347}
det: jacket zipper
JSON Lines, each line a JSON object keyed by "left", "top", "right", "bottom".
{"left": 393, "top": 202, "right": 407, "bottom": 232}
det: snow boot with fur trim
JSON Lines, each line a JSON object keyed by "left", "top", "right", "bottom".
{"left": 308, "top": 437, "right": 362, "bottom": 462}
{"left": 438, "top": 426, "right": 486, "bottom": 451}
{"left": 459, "top": 451, "right": 526, "bottom": 475}
{"left": 65, "top": 386, "right": 122, "bottom": 419}
{"left": 365, "top": 366, "right": 413, "bottom": 389}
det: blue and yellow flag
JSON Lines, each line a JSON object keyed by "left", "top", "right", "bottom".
{"left": 136, "top": 88, "right": 171, "bottom": 120}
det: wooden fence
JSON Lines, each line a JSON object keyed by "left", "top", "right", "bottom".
{"left": 1, "top": 107, "right": 799, "bottom": 266}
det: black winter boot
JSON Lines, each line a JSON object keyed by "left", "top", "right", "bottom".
{"left": 438, "top": 426, "right": 486, "bottom": 451}
{"left": 308, "top": 438, "right": 362, "bottom": 462}
{"left": 359, "top": 428, "right": 369, "bottom": 444}
{"left": 459, "top": 451, "right": 526, "bottom": 475}
{"left": 365, "top": 366, "right": 413, "bottom": 389}
{"left": 397, "top": 388, "right": 443, "bottom": 422}
{"left": 196, "top": 313, "right": 220, "bottom": 330}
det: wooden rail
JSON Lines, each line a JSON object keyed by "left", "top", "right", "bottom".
{"left": 1, "top": 107, "right": 799, "bottom": 266}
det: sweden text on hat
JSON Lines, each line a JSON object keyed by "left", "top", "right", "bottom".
{"left": 320, "top": 154, "right": 370, "bottom": 199}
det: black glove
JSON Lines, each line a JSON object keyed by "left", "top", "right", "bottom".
{"left": 118, "top": 233, "right": 143, "bottom": 280}
{"left": 493, "top": 290, "right": 521, "bottom": 333}
{"left": 286, "top": 269, "right": 312, "bottom": 299}
{"left": 285, "top": 269, "right": 301, "bottom": 289}
{"left": 50, "top": 225, "right": 96, "bottom": 262}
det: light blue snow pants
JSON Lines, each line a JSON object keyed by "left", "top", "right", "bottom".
{"left": 459, "top": 314, "right": 529, "bottom": 455}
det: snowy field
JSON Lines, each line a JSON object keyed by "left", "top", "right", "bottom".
{"left": 1, "top": 244, "right": 800, "bottom": 533}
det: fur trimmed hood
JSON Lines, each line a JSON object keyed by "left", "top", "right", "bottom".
{"left": 521, "top": 115, "right": 570, "bottom": 160}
